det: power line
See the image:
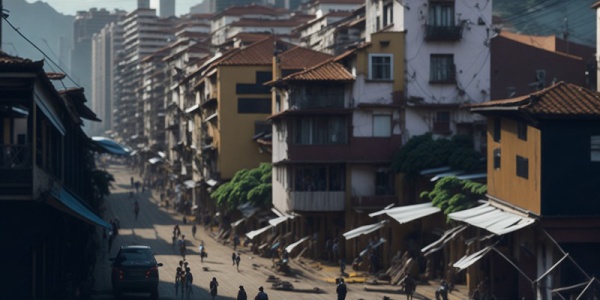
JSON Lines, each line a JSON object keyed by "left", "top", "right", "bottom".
{"left": 2, "top": 14, "right": 80, "bottom": 88}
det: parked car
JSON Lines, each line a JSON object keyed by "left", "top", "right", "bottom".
{"left": 110, "top": 245, "right": 163, "bottom": 299}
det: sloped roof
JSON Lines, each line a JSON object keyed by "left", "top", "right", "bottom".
{"left": 279, "top": 59, "right": 354, "bottom": 82}
{"left": 0, "top": 51, "right": 43, "bottom": 71}
{"left": 216, "top": 36, "right": 282, "bottom": 65}
{"left": 278, "top": 46, "right": 332, "bottom": 69}
{"left": 215, "top": 4, "right": 285, "bottom": 18}
{"left": 468, "top": 82, "right": 600, "bottom": 119}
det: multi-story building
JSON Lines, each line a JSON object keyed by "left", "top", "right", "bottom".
{"left": 366, "top": 0, "right": 491, "bottom": 146}
{"left": 299, "top": 0, "right": 364, "bottom": 17}
{"left": 190, "top": 37, "right": 332, "bottom": 217}
{"left": 463, "top": 82, "right": 600, "bottom": 299}
{"left": 0, "top": 52, "right": 109, "bottom": 299}
{"left": 159, "top": 0, "right": 176, "bottom": 18}
{"left": 91, "top": 20, "right": 125, "bottom": 136}
{"left": 70, "top": 8, "right": 125, "bottom": 116}
{"left": 113, "top": 8, "right": 177, "bottom": 146}
{"left": 268, "top": 30, "right": 405, "bottom": 262}
{"left": 295, "top": 9, "right": 363, "bottom": 55}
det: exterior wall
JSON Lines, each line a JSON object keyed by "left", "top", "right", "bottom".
{"left": 366, "top": 0, "right": 491, "bottom": 139}
{"left": 350, "top": 165, "right": 375, "bottom": 196}
{"left": 487, "top": 117, "right": 541, "bottom": 214}
{"left": 272, "top": 165, "right": 289, "bottom": 212}
{"left": 217, "top": 66, "right": 273, "bottom": 180}
{"left": 491, "top": 36, "right": 589, "bottom": 100}
{"left": 540, "top": 120, "right": 600, "bottom": 216}
{"left": 597, "top": 7, "right": 600, "bottom": 90}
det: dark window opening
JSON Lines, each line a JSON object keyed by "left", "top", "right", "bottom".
{"left": 516, "top": 155, "right": 528, "bottom": 179}
{"left": 493, "top": 148, "right": 501, "bottom": 169}
{"left": 493, "top": 118, "right": 501, "bottom": 142}
{"left": 517, "top": 121, "right": 527, "bottom": 141}
{"left": 237, "top": 98, "right": 271, "bottom": 114}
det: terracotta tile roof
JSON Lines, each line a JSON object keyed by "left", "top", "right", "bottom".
{"left": 279, "top": 46, "right": 332, "bottom": 70}
{"left": 315, "top": 0, "right": 364, "bottom": 4}
{"left": 468, "top": 82, "right": 600, "bottom": 118}
{"left": 215, "top": 4, "right": 286, "bottom": 18}
{"left": 279, "top": 59, "right": 354, "bottom": 82}
{"left": 230, "top": 18, "right": 305, "bottom": 27}
{"left": 0, "top": 51, "right": 43, "bottom": 71}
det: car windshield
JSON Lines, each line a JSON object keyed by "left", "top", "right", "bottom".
{"left": 118, "top": 249, "right": 156, "bottom": 266}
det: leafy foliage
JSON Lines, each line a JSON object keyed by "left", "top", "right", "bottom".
{"left": 391, "top": 133, "right": 484, "bottom": 180}
{"left": 211, "top": 163, "right": 272, "bottom": 212}
{"left": 420, "top": 176, "right": 487, "bottom": 219}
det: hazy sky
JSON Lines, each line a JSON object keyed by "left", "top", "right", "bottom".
{"left": 25, "top": 0, "right": 203, "bottom": 16}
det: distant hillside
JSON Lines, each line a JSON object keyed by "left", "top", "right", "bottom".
{"left": 2, "top": 0, "right": 73, "bottom": 69}
{"left": 494, "top": 0, "right": 595, "bottom": 47}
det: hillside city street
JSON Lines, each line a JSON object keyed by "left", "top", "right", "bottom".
{"left": 91, "top": 161, "right": 469, "bottom": 300}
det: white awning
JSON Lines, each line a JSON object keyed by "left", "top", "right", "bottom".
{"left": 245, "top": 224, "right": 273, "bottom": 239}
{"left": 205, "top": 179, "right": 217, "bottom": 187}
{"left": 455, "top": 173, "right": 487, "bottom": 180}
{"left": 421, "top": 225, "right": 468, "bottom": 256}
{"left": 285, "top": 236, "right": 310, "bottom": 253}
{"left": 453, "top": 246, "right": 493, "bottom": 271}
{"left": 185, "top": 104, "right": 200, "bottom": 114}
{"left": 231, "top": 217, "right": 246, "bottom": 228}
{"left": 271, "top": 207, "right": 285, "bottom": 217}
{"left": 431, "top": 170, "right": 464, "bottom": 182}
{"left": 448, "top": 202, "right": 536, "bottom": 235}
{"left": 369, "top": 202, "right": 441, "bottom": 225}
{"left": 419, "top": 166, "right": 452, "bottom": 175}
{"left": 343, "top": 220, "right": 387, "bottom": 240}
{"left": 268, "top": 215, "right": 290, "bottom": 227}
{"left": 205, "top": 113, "right": 218, "bottom": 122}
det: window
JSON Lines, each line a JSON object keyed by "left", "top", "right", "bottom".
{"left": 430, "top": 54, "right": 455, "bottom": 83}
{"left": 293, "top": 117, "right": 347, "bottom": 145}
{"left": 433, "top": 111, "right": 451, "bottom": 134}
{"left": 369, "top": 54, "right": 393, "bottom": 80}
{"left": 375, "top": 167, "right": 394, "bottom": 195}
{"left": 516, "top": 155, "right": 528, "bottom": 179}
{"left": 294, "top": 164, "right": 345, "bottom": 191}
{"left": 429, "top": 1, "right": 455, "bottom": 27}
{"left": 237, "top": 98, "right": 271, "bottom": 114}
{"left": 517, "top": 121, "right": 527, "bottom": 141}
{"left": 383, "top": 2, "right": 393, "bottom": 27}
{"left": 373, "top": 115, "right": 391, "bottom": 137}
{"left": 493, "top": 148, "right": 501, "bottom": 169}
{"left": 591, "top": 136, "right": 600, "bottom": 161}
{"left": 493, "top": 118, "right": 501, "bottom": 142}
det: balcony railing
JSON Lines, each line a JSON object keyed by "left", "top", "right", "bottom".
{"left": 425, "top": 25, "right": 463, "bottom": 41}
{"left": 289, "top": 191, "right": 345, "bottom": 211}
{"left": 1, "top": 144, "right": 32, "bottom": 169}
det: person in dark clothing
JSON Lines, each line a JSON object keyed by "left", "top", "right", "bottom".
{"left": 403, "top": 273, "right": 416, "bottom": 300}
{"left": 237, "top": 285, "right": 247, "bottom": 300}
{"left": 336, "top": 278, "right": 347, "bottom": 300}
{"left": 435, "top": 279, "right": 449, "bottom": 300}
{"left": 209, "top": 277, "right": 218, "bottom": 300}
{"left": 255, "top": 286, "right": 268, "bottom": 300}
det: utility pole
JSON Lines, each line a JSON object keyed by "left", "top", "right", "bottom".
{"left": 562, "top": 18, "right": 570, "bottom": 54}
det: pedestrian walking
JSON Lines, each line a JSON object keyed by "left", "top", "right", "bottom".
{"left": 179, "top": 235, "right": 187, "bottom": 260}
{"left": 174, "top": 224, "right": 181, "bottom": 238}
{"left": 336, "top": 278, "right": 347, "bottom": 300}
{"left": 192, "top": 223, "right": 197, "bottom": 238}
{"left": 235, "top": 253, "right": 241, "bottom": 272}
{"left": 232, "top": 252, "right": 237, "bottom": 266}
{"left": 255, "top": 286, "right": 269, "bottom": 300}
{"left": 233, "top": 234, "right": 240, "bottom": 251}
{"left": 435, "top": 279, "right": 449, "bottom": 300}
{"left": 174, "top": 267, "right": 182, "bottom": 297}
{"left": 133, "top": 199, "right": 140, "bottom": 220}
{"left": 130, "top": 176, "right": 134, "bottom": 188}
{"left": 403, "top": 273, "right": 416, "bottom": 300}
{"left": 209, "top": 277, "right": 218, "bottom": 300}
{"left": 200, "top": 244, "right": 207, "bottom": 262}
{"left": 184, "top": 267, "right": 193, "bottom": 299}
{"left": 237, "top": 285, "right": 247, "bottom": 300}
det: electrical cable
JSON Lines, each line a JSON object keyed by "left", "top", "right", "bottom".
{"left": 2, "top": 15, "right": 81, "bottom": 88}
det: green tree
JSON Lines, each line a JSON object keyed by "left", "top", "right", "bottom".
{"left": 211, "top": 163, "right": 272, "bottom": 212}
{"left": 391, "top": 133, "right": 484, "bottom": 181}
{"left": 420, "top": 176, "right": 487, "bottom": 219}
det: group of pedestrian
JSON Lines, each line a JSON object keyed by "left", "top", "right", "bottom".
{"left": 236, "top": 285, "right": 268, "bottom": 300}
{"left": 175, "top": 261, "right": 194, "bottom": 299}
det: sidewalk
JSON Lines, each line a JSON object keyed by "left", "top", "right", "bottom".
{"left": 92, "top": 162, "right": 471, "bottom": 299}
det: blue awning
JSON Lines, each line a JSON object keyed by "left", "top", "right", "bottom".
{"left": 50, "top": 188, "right": 111, "bottom": 229}
{"left": 92, "top": 136, "right": 131, "bottom": 156}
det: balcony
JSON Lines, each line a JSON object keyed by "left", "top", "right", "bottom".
{"left": 425, "top": 25, "right": 463, "bottom": 41}
{"left": 0, "top": 144, "right": 33, "bottom": 196}
{"left": 288, "top": 191, "right": 344, "bottom": 212}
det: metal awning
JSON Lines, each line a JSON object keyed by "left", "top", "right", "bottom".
{"left": 231, "top": 217, "right": 246, "bottom": 228}
{"left": 237, "top": 202, "right": 259, "bottom": 218}
{"left": 421, "top": 225, "right": 468, "bottom": 256}
{"left": 431, "top": 170, "right": 464, "bottom": 181}
{"left": 343, "top": 220, "right": 387, "bottom": 240}
{"left": 245, "top": 224, "right": 273, "bottom": 239}
{"left": 369, "top": 202, "right": 441, "bottom": 224}
{"left": 285, "top": 236, "right": 310, "bottom": 253}
{"left": 49, "top": 188, "right": 111, "bottom": 229}
{"left": 359, "top": 238, "right": 387, "bottom": 257}
{"left": 205, "top": 113, "right": 218, "bottom": 122}
{"left": 185, "top": 104, "right": 200, "bottom": 114}
{"left": 205, "top": 179, "right": 217, "bottom": 187}
{"left": 268, "top": 215, "right": 290, "bottom": 227}
{"left": 419, "top": 166, "right": 452, "bottom": 175}
{"left": 448, "top": 202, "right": 536, "bottom": 235}
{"left": 455, "top": 172, "right": 487, "bottom": 180}
{"left": 453, "top": 246, "right": 493, "bottom": 271}
{"left": 92, "top": 136, "right": 131, "bottom": 156}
